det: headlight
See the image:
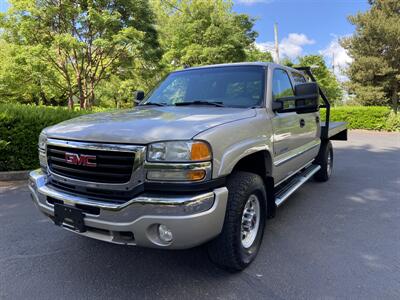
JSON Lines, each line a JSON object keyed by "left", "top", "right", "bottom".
{"left": 147, "top": 141, "right": 211, "bottom": 162}
{"left": 38, "top": 132, "right": 47, "bottom": 150}
{"left": 38, "top": 133, "right": 47, "bottom": 169}
{"left": 146, "top": 141, "right": 212, "bottom": 182}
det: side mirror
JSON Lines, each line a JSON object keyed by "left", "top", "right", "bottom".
{"left": 134, "top": 90, "right": 145, "bottom": 104}
{"left": 273, "top": 82, "right": 319, "bottom": 114}
{"left": 272, "top": 101, "right": 283, "bottom": 112}
{"left": 294, "top": 82, "right": 319, "bottom": 114}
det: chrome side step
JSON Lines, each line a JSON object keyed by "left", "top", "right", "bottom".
{"left": 274, "top": 164, "right": 321, "bottom": 207}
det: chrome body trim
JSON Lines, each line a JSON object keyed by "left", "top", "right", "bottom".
{"left": 274, "top": 160, "right": 314, "bottom": 187}
{"left": 46, "top": 138, "right": 146, "bottom": 191}
{"left": 29, "top": 169, "right": 214, "bottom": 211}
{"left": 47, "top": 138, "right": 145, "bottom": 153}
{"left": 273, "top": 141, "right": 320, "bottom": 167}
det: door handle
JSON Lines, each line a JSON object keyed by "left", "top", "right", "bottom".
{"left": 299, "top": 119, "right": 305, "bottom": 128}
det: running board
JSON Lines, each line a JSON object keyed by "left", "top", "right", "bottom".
{"left": 275, "top": 164, "right": 321, "bottom": 207}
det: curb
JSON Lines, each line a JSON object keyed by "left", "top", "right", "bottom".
{"left": 0, "top": 171, "right": 30, "bottom": 181}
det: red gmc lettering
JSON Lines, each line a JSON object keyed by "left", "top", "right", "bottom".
{"left": 65, "top": 153, "right": 97, "bottom": 167}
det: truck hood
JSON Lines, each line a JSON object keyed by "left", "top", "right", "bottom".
{"left": 45, "top": 106, "right": 256, "bottom": 144}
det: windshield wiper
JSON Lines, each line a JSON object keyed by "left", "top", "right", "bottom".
{"left": 175, "top": 100, "right": 224, "bottom": 107}
{"left": 139, "top": 102, "right": 167, "bottom": 107}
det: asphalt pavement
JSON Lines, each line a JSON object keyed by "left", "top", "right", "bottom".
{"left": 1, "top": 131, "right": 399, "bottom": 299}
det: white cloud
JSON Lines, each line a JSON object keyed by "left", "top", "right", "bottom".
{"left": 280, "top": 33, "right": 315, "bottom": 58}
{"left": 255, "top": 41, "right": 275, "bottom": 53}
{"left": 255, "top": 33, "right": 315, "bottom": 61}
{"left": 236, "top": 0, "right": 273, "bottom": 5}
{"left": 319, "top": 36, "right": 352, "bottom": 82}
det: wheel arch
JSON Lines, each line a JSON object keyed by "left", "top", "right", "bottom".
{"left": 231, "top": 150, "right": 273, "bottom": 178}
{"left": 230, "top": 150, "right": 276, "bottom": 218}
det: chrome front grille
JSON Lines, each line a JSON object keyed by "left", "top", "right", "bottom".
{"left": 46, "top": 139, "right": 144, "bottom": 185}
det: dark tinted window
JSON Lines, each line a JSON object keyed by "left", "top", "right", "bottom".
{"left": 292, "top": 72, "right": 307, "bottom": 84}
{"left": 145, "top": 66, "right": 265, "bottom": 108}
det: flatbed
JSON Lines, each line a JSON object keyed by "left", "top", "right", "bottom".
{"left": 322, "top": 121, "right": 347, "bottom": 140}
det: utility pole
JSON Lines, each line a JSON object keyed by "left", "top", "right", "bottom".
{"left": 274, "top": 22, "right": 280, "bottom": 64}
{"left": 332, "top": 52, "right": 335, "bottom": 74}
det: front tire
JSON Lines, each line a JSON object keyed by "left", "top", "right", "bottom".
{"left": 207, "top": 171, "right": 266, "bottom": 272}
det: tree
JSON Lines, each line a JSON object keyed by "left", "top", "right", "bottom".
{"left": 0, "top": 39, "right": 67, "bottom": 105}
{"left": 281, "top": 58, "right": 294, "bottom": 67}
{"left": 245, "top": 45, "right": 273, "bottom": 62}
{"left": 341, "top": 0, "right": 400, "bottom": 111}
{"left": 0, "top": 0, "right": 162, "bottom": 109}
{"left": 296, "top": 55, "right": 343, "bottom": 104}
{"left": 151, "top": 0, "right": 258, "bottom": 71}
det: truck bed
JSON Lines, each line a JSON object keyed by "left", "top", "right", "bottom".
{"left": 321, "top": 121, "right": 347, "bottom": 140}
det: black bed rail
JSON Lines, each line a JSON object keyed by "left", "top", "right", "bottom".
{"left": 294, "top": 66, "right": 330, "bottom": 139}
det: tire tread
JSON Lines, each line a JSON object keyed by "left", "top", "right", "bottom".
{"left": 208, "top": 171, "right": 265, "bottom": 271}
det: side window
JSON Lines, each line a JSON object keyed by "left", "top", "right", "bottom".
{"left": 292, "top": 72, "right": 307, "bottom": 85}
{"left": 272, "top": 69, "right": 295, "bottom": 109}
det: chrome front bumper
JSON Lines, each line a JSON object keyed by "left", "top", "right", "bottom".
{"left": 29, "top": 169, "right": 228, "bottom": 249}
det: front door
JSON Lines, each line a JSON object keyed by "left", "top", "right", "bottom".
{"left": 271, "top": 68, "right": 317, "bottom": 183}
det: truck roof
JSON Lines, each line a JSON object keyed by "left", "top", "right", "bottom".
{"left": 173, "top": 62, "right": 299, "bottom": 73}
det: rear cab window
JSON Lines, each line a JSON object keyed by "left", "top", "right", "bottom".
{"left": 291, "top": 72, "right": 308, "bottom": 85}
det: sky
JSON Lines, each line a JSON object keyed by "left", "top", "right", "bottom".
{"left": 0, "top": 0, "right": 369, "bottom": 80}
{"left": 234, "top": 0, "right": 369, "bottom": 80}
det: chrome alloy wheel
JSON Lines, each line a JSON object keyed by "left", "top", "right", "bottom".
{"left": 241, "top": 194, "right": 261, "bottom": 249}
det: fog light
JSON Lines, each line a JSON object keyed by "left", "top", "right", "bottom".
{"left": 158, "top": 224, "right": 173, "bottom": 243}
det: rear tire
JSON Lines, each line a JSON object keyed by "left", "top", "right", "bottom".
{"left": 207, "top": 171, "right": 266, "bottom": 272}
{"left": 314, "top": 140, "right": 333, "bottom": 182}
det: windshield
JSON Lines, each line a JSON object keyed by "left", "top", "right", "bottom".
{"left": 142, "top": 66, "right": 265, "bottom": 108}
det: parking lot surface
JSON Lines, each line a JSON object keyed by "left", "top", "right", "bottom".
{"left": 1, "top": 131, "right": 399, "bottom": 299}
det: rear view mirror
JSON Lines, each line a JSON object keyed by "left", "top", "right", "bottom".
{"left": 134, "top": 90, "right": 145, "bottom": 105}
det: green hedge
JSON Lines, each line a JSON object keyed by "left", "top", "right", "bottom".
{"left": 0, "top": 104, "right": 399, "bottom": 171}
{"left": 324, "top": 106, "right": 399, "bottom": 131}
{"left": 0, "top": 104, "right": 92, "bottom": 171}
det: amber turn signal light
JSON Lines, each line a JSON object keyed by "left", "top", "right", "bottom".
{"left": 191, "top": 142, "right": 211, "bottom": 161}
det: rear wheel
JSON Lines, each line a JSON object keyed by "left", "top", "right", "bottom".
{"left": 314, "top": 140, "right": 333, "bottom": 182}
{"left": 207, "top": 171, "right": 266, "bottom": 272}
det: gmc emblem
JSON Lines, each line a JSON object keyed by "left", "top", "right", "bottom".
{"left": 65, "top": 152, "right": 97, "bottom": 167}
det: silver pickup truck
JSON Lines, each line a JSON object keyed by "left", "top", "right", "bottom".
{"left": 29, "top": 62, "right": 347, "bottom": 271}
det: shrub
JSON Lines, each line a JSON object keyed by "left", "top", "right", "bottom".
{"left": 323, "top": 106, "right": 399, "bottom": 132}
{"left": 0, "top": 104, "right": 93, "bottom": 171}
{"left": 385, "top": 111, "right": 400, "bottom": 131}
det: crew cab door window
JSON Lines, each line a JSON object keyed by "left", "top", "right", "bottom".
{"left": 291, "top": 72, "right": 307, "bottom": 84}
{"left": 272, "top": 69, "right": 295, "bottom": 109}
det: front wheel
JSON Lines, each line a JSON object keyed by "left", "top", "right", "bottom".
{"left": 207, "top": 171, "right": 266, "bottom": 272}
